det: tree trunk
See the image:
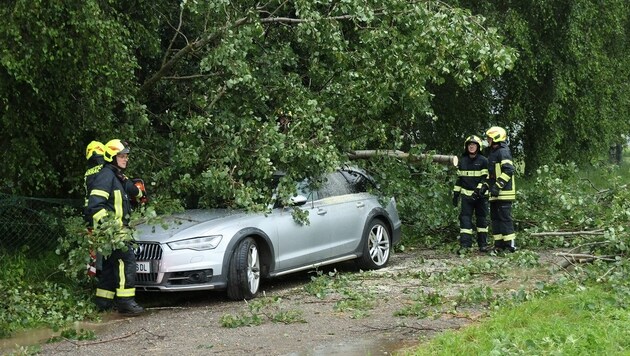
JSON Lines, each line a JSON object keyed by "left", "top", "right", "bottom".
{"left": 347, "top": 150, "right": 458, "bottom": 166}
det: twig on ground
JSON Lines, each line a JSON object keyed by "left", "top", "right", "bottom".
{"left": 62, "top": 327, "right": 165, "bottom": 347}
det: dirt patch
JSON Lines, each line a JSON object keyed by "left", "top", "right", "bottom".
{"left": 34, "top": 248, "right": 566, "bottom": 356}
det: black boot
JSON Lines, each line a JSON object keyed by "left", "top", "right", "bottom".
{"left": 94, "top": 297, "right": 114, "bottom": 312}
{"left": 494, "top": 240, "right": 505, "bottom": 253}
{"left": 117, "top": 297, "right": 144, "bottom": 315}
{"left": 477, "top": 233, "right": 490, "bottom": 252}
{"left": 504, "top": 240, "right": 516, "bottom": 253}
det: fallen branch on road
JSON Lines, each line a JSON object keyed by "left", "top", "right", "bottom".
{"left": 530, "top": 229, "right": 604, "bottom": 237}
{"left": 556, "top": 252, "right": 617, "bottom": 269}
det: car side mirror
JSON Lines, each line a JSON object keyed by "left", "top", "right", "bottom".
{"left": 290, "top": 194, "right": 308, "bottom": 206}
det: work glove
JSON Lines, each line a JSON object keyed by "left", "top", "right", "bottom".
{"left": 478, "top": 184, "right": 488, "bottom": 197}
{"left": 132, "top": 178, "right": 149, "bottom": 205}
{"left": 471, "top": 189, "right": 480, "bottom": 200}
{"left": 496, "top": 177, "right": 507, "bottom": 189}
{"left": 489, "top": 183, "right": 501, "bottom": 197}
{"left": 452, "top": 192, "right": 460, "bottom": 207}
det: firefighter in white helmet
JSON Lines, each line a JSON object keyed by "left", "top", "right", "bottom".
{"left": 452, "top": 135, "right": 490, "bottom": 253}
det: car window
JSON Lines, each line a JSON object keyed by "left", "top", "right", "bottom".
{"left": 289, "top": 169, "right": 375, "bottom": 203}
{"left": 339, "top": 169, "right": 372, "bottom": 193}
{"left": 318, "top": 171, "right": 353, "bottom": 198}
{"left": 296, "top": 179, "right": 318, "bottom": 201}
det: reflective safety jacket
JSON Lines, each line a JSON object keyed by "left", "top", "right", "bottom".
{"left": 487, "top": 142, "right": 516, "bottom": 201}
{"left": 83, "top": 155, "right": 104, "bottom": 225}
{"left": 85, "top": 164, "right": 142, "bottom": 227}
{"left": 453, "top": 153, "right": 489, "bottom": 197}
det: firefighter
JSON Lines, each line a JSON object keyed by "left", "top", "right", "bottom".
{"left": 84, "top": 141, "right": 105, "bottom": 195}
{"left": 481, "top": 126, "right": 516, "bottom": 252}
{"left": 84, "top": 141, "right": 105, "bottom": 276}
{"left": 452, "top": 135, "right": 490, "bottom": 253}
{"left": 83, "top": 141, "right": 105, "bottom": 222}
{"left": 85, "top": 139, "right": 145, "bottom": 314}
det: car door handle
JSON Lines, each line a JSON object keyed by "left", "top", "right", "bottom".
{"left": 317, "top": 208, "right": 327, "bottom": 215}
{"left": 356, "top": 202, "right": 365, "bottom": 208}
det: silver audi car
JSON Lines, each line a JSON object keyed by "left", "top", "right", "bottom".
{"left": 133, "top": 167, "right": 402, "bottom": 300}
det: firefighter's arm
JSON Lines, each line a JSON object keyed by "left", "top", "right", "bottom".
{"left": 497, "top": 158, "right": 514, "bottom": 189}
{"left": 85, "top": 171, "right": 113, "bottom": 226}
{"left": 86, "top": 189, "right": 109, "bottom": 226}
{"left": 479, "top": 158, "right": 490, "bottom": 185}
{"left": 453, "top": 159, "right": 464, "bottom": 193}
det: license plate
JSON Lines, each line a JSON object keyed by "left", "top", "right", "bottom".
{"left": 136, "top": 261, "right": 151, "bottom": 274}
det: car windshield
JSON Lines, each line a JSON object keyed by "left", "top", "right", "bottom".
{"left": 291, "top": 168, "right": 377, "bottom": 201}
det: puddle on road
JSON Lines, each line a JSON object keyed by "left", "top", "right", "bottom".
{"left": 0, "top": 312, "right": 136, "bottom": 354}
{"left": 286, "top": 337, "right": 418, "bottom": 356}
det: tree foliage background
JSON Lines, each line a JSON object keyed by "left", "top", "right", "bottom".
{"left": 1, "top": 0, "right": 628, "bottom": 209}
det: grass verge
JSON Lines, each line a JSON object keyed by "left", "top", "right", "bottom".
{"left": 405, "top": 284, "right": 630, "bottom": 355}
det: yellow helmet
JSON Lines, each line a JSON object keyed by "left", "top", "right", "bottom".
{"left": 103, "top": 139, "right": 130, "bottom": 162}
{"left": 464, "top": 135, "right": 483, "bottom": 152}
{"left": 85, "top": 141, "right": 105, "bottom": 160}
{"left": 486, "top": 126, "right": 507, "bottom": 143}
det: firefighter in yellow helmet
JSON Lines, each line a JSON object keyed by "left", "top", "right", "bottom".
{"left": 481, "top": 126, "right": 516, "bottom": 252}
{"left": 84, "top": 139, "right": 145, "bottom": 314}
{"left": 452, "top": 135, "right": 490, "bottom": 253}
{"left": 84, "top": 141, "right": 105, "bottom": 194}
{"left": 83, "top": 141, "right": 105, "bottom": 220}
{"left": 83, "top": 141, "right": 106, "bottom": 276}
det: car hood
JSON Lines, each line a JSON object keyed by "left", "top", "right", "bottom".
{"left": 134, "top": 209, "right": 247, "bottom": 243}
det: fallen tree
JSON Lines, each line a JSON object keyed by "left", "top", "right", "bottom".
{"left": 347, "top": 150, "right": 458, "bottom": 166}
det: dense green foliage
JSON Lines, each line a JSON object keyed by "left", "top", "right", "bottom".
{"left": 2, "top": 0, "right": 628, "bottom": 207}
{"left": 442, "top": 0, "right": 630, "bottom": 172}
{"left": 4, "top": 0, "right": 513, "bottom": 205}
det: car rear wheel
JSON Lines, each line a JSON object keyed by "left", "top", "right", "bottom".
{"left": 227, "top": 237, "right": 261, "bottom": 300}
{"left": 357, "top": 218, "right": 391, "bottom": 270}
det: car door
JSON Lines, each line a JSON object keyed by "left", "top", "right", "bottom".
{"left": 319, "top": 170, "right": 373, "bottom": 256}
{"left": 273, "top": 178, "right": 336, "bottom": 270}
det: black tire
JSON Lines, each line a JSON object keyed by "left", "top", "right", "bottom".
{"left": 226, "top": 237, "right": 261, "bottom": 300}
{"left": 356, "top": 218, "right": 391, "bottom": 270}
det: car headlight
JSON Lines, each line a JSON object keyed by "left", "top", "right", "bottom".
{"left": 167, "top": 235, "right": 222, "bottom": 251}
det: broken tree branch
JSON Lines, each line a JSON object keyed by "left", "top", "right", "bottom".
{"left": 529, "top": 230, "right": 604, "bottom": 237}
{"left": 347, "top": 150, "right": 458, "bottom": 166}
{"left": 556, "top": 252, "right": 617, "bottom": 269}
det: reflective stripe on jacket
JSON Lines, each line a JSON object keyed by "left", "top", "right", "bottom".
{"left": 85, "top": 164, "right": 133, "bottom": 227}
{"left": 453, "top": 153, "right": 489, "bottom": 197}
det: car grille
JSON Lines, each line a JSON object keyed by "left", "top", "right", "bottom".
{"left": 135, "top": 242, "right": 162, "bottom": 283}
{"left": 134, "top": 242, "right": 163, "bottom": 260}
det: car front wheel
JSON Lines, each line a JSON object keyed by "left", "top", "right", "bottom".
{"left": 357, "top": 218, "right": 391, "bottom": 270}
{"left": 227, "top": 237, "right": 261, "bottom": 300}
